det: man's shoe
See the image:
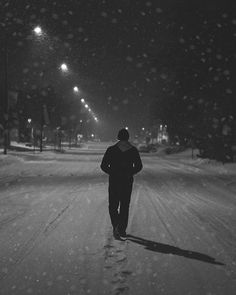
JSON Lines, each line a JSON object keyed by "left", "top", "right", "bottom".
{"left": 119, "top": 231, "right": 127, "bottom": 238}
{"left": 113, "top": 227, "right": 120, "bottom": 239}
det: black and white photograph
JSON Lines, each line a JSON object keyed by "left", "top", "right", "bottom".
{"left": 0, "top": 0, "right": 236, "bottom": 294}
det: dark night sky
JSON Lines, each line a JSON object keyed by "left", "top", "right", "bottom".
{"left": 1, "top": 0, "right": 235, "bottom": 139}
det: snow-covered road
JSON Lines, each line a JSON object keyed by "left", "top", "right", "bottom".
{"left": 0, "top": 146, "right": 236, "bottom": 295}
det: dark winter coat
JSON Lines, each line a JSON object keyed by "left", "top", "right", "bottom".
{"left": 100, "top": 141, "right": 143, "bottom": 181}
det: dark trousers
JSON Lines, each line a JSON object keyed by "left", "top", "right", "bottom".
{"left": 108, "top": 178, "right": 133, "bottom": 233}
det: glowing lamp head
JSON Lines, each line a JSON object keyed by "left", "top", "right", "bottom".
{"left": 34, "top": 26, "right": 43, "bottom": 36}
{"left": 60, "top": 63, "right": 68, "bottom": 72}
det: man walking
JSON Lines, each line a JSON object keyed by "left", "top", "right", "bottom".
{"left": 100, "top": 128, "right": 143, "bottom": 239}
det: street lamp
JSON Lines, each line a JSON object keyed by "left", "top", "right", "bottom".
{"left": 60, "top": 63, "right": 68, "bottom": 73}
{"left": 2, "top": 26, "right": 42, "bottom": 154}
{"left": 34, "top": 28, "right": 67, "bottom": 152}
{"left": 73, "top": 86, "right": 79, "bottom": 93}
{"left": 32, "top": 26, "right": 46, "bottom": 152}
{"left": 27, "top": 118, "right": 33, "bottom": 143}
{"left": 33, "top": 26, "right": 43, "bottom": 36}
{"left": 2, "top": 29, "right": 8, "bottom": 154}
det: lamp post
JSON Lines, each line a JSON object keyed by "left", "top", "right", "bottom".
{"left": 3, "top": 32, "right": 8, "bottom": 154}
{"left": 39, "top": 103, "right": 44, "bottom": 152}
{"left": 33, "top": 26, "right": 45, "bottom": 152}
{"left": 33, "top": 26, "right": 70, "bottom": 152}
{"left": 2, "top": 25, "right": 41, "bottom": 154}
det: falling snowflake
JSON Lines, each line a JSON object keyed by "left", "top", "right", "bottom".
{"left": 111, "top": 18, "right": 117, "bottom": 24}
{"left": 126, "top": 56, "right": 133, "bottom": 62}
{"left": 146, "top": 1, "right": 152, "bottom": 7}
{"left": 23, "top": 68, "right": 29, "bottom": 74}
{"left": 52, "top": 13, "right": 59, "bottom": 20}
{"left": 62, "top": 20, "right": 68, "bottom": 25}
{"left": 40, "top": 8, "right": 46, "bottom": 13}
{"left": 150, "top": 67, "right": 157, "bottom": 73}
{"left": 64, "top": 42, "right": 70, "bottom": 48}
{"left": 101, "top": 11, "right": 108, "bottom": 18}
{"left": 223, "top": 70, "right": 230, "bottom": 76}
{"left": 112, "top": 105, "right": 119, "bottom": 111}
{"left": 160, "top": 73, "right": 168, "bottom": 80}
{"left": 78, "top": 27, "right": 84, "bottom": 32}
{"left": 136, "top": 63, "right": 143, "bottom": 68}
{"left": 226, "top": 89, "right": 232, "bottom": 94}
{"left": 156, "top": 8, "right": 163, "bottom": 13}
{"left": 67, "top": 33, "right": 74, "bottom": 39}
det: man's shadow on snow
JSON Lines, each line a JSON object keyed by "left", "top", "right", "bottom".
{"left": 126, "top": 235, "right": 224, "bottom": 266}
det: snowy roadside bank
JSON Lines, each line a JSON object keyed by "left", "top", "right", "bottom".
{"left": 1, "top": 145, "right": 236, "bottom": 176}
{"left": 161, "top": 148, "right": 236, "bottom": 175}
{"left": 154, "top": 147, "right": 236, "bottom": 193}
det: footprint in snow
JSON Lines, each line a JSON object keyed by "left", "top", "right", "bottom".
{"left": 112, "top": 286, "right": 129, "bottom": 294}
{"left": 116, "top": 256, "right": 127, "bottom": 263}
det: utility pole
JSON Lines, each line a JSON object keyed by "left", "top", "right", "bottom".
{"left": 40, "top": 102, "right": 43, "bottom": 152}
{"left": 3, "top": 33, "right": 9, "bottom": 155}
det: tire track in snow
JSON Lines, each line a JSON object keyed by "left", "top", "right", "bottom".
{"left": 141, "top": 164, "right": 236, "bottom": 248}
{"left": 143, "top": 159, "right": 236, "bottom": 275}
{"left": 141, "top": 182, "right": 179, "bottom": 245}
{"left": 0, "top": 186, "right": 88, "bottom": 283}
{"left": 159, "top": 179, "right": 236, "bottom": 254}
{"left": 139, "top": 181, "right": 214, "bottom": 294}
{"left": 142, "top": 171, "right": 236, "bottom": 257}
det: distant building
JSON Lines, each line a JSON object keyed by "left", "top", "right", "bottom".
{"left": 157, "top": 125, "right": 169, "bottom": 144}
